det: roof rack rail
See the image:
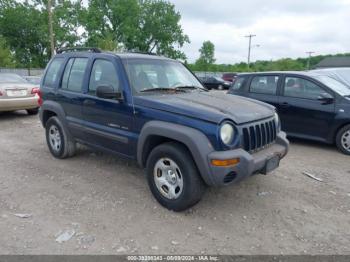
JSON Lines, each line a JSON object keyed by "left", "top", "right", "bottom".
{"left": 126, "top": 50, "right": 159, "bottom": 56}
{"left": 56, "top": 47, "right": 101, "bottom": 54}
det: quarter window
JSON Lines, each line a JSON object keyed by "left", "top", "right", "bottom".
{"left": 284, "top": 77, "right": 325, "bottom": 100}
{"left": 250, "top": 76, "right": 279, "bottom": 95}
{"left": 61, "top": 58, "right": 88, "bottom": 92}
{"left": 43, "top": 58, "right": 64, "bottom": 88}
{"left": 89, "top": 60, "right": 120, "bottom": 95}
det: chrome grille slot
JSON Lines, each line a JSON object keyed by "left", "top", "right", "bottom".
{"left": 242, "top": 119, "right": 277, "bottom": 153}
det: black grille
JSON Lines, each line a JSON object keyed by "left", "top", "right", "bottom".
{"left": 242, "top": 119, "right": 277, "bottom": 153}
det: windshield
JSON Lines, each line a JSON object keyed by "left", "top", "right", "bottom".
{"left": 314, "top": 75, "right": 350, "bottom": 96}
{"left": 313, "top": 69, "right": 350, "bottom": 87}
{"left": 0, "top": 73, "right": 28, "bottom": 83}
{"left": 124, "top": 58, "right": 204, "bottom": 93}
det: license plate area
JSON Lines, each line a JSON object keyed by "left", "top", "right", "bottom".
{"left": 6, "top": 89, "right": 27, "bottom": 97}
{"left": 262, "top": 155, "right": 280, "bottom": 174}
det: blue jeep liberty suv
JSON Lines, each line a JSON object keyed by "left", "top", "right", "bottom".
{"left": 39, "top": 48, "right": 289, "bottom": 211}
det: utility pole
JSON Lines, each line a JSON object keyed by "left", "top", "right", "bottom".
{"left": 306, "top": 51, "right": 315, "bottom": 70}
{"left": 245, "top": 34, "right": 256, "bottom": 69}
{"left": 48, "top": 0, "right": 55, "bottom": 57}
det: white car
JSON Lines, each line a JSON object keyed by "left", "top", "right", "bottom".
{"left": 0, "top": 73, "right": 41, "bottom": 114}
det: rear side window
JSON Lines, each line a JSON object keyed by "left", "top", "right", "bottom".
{"left": 89, "top": 59, "right": 120, "bottom": 95}
{"left": 43, "top": 58, "right": 64, "bottom": 88}
{"left": 231, "top": 76, "right": 246, "bottom": 91}
{"left": 61, "top": 58, "right": 88, "bottom": 92}
{"left": 250, "top": 76, "right": 279, "bottom": 95}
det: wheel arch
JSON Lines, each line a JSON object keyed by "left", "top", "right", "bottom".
{"left": 137, "top": 121, "right": 216, "bottom": 185}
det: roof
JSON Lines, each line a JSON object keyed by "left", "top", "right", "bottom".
{"left": 55, "top": 49, "right": 173, "bottom": 61}
{"left": 237, "top": 71, "right": 313, "bottom": 76}
{"left": 314, "top": 57, "right": 350, "bottom": 69}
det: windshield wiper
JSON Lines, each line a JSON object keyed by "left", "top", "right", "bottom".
{"left": 174, "top": 85, "right": 209, "bottom": 92}
{"left": 140, "top": 87, "right": 185, "bottom": 93}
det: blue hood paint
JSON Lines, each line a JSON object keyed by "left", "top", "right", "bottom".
{"left": 134, "top": 91, "right": 275, "bottom": 125}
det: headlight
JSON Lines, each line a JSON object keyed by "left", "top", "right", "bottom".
{"left": 274, "top": 112, "right": 281, "bottom": 132}
{"left": 220, "top": 123, "right": 235, "bottom": 145}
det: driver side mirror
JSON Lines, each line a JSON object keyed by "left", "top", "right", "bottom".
{"left": 317, "top": 92, "right": 334, "bottom": 104}
{"left": 96, "top": 85, "right": 123, "bottom": 101}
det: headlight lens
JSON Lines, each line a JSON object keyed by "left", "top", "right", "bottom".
{"left": 274, "top": 112, "right": 281, "bottom": 132}
{"left": 220, "top": 123, "right": 235, "bottom": 145}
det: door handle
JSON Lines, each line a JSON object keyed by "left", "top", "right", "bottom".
{"left": 83, "top": 99, "right": 96, "bottom": 106}
{"left": 280, "top": 102, "right": 290, "bottom": 108}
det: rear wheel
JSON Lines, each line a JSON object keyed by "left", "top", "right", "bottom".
{"left": 27, "top": 108, "right": 39, "bottom": 115}
{"left": 336, "top": 124, "right": 350, "bottom": 155}
{"left": 146, "top": 142, "right": 206, "bottom": 211}
{"left": 45, "top": 116, "right": 76, "bottom": 159}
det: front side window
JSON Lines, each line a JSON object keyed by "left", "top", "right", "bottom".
{"left": 43, "top": 58, "right": 64, "bottom": 88}
{"left": 61, "top": 58, "right": 88, "bottom": 92}
{"left": 231, "top": 76, "right": 246, "bottom": 91}
{"left": 283, "top": 77, "right": 326, "bottom": 100}
{"left": 124, "top": 59, "right": 204, "bottom": 93}
{"left": 89, "top": 60, "right": 120, "bottom": 95}
{"left": 250, "top": 75, "right": 279, "bottom": 95}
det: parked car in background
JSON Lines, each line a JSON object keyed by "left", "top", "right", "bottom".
{"left": 228, "top": 71, "right": 350, "bottom": 155}
{"left": 24, "top": 75, "right": 42, "bottom": 85}
{"left": 222, "top": 72, "right": 238, "bottom": 83}
{"left": 0, "top": 73, "right": 40, "bottom": 115}
{"left": 199, "top": 76, "right": 232, "bottom": 90}
{"left": 311, "top": 68, "right": 350, "bottom": 88}
{"left": 39, "top": 48, "right": 288, "bottom": 211}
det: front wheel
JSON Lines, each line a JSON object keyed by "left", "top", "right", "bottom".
{"left": 336, "top": 124, "right": 350, "bottom": 155}
{"left": 146, "top": 142, "right": 206, "bottom": 211}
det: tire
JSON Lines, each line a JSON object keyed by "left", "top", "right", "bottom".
{"left": 45, "top": 116, "right": 76, "bottom": 159}
{"left": 146, "top": 142, "right": 206, "bottom": 211}
{"left": 27, "top": 108, "right": 39, "bottom": 115}
{"left": 218, "top": 85, "right": 223, "bottom": 90}
{"left": 336, "top": 124, "right": 350, "bottom": 155}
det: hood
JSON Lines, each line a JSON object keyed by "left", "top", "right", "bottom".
{"left": 134, "top": 91, "right": 275, "bottom": 125}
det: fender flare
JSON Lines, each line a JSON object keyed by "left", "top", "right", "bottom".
{"left": 39, "top": 101, "right": 73, "bottom": 138}
{"left": 137, "top": 121, "right": 215, "bottom": 185}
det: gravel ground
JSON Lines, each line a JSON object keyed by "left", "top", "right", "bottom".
{"left": 0, "top": 111, "right": 349, "bottom": 255}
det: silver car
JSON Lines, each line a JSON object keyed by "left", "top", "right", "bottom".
{"left": 0, "top": 73, "right": 40, "bottom": 114}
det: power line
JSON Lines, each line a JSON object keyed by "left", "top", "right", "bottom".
{"left": 245, "top": 34, "right": 256, "bottom": 69}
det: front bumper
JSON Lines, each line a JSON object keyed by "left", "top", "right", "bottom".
{"left": 207, "top": 131, "right": 289, "bottom": 186}
{"left": 0, "top": 96, "right": 38, "bottom": 112}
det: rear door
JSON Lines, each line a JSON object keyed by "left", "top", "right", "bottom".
{"left": 81, "top": 57, "right": 135, "bottom": 157}
{"left": 56, "top": 57, "right": 89, "bottom": 140}
{"left": 278, "top": 75, "right": 336, "bottom": 140}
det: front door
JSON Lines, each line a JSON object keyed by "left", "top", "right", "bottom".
{"left": 81, "top": 58, "right": 135, "bottom": 157}
{"left": 246, "top": 75, "right": 280, "bottom": 108}
{"left": 278, "top": 76, "right": 336, "bottom": 141}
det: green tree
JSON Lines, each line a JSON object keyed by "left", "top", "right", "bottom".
{"left": 0, "top": 36, "right": 15, "bottom": 67}
{"left": 195, "top": 41, "right": 216, "bottom": 70}
{"left": 80, "top": 0, "right": 189, "bottom": 58}
{"left": 0, "top": 1, "right": 48, "bottom": 68}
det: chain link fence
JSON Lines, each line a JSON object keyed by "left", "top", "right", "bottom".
{"left": 0, "top": 68, "right": 44, "bottom": 76}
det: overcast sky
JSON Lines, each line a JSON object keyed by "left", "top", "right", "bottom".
{"left": 170, "top": 0, "right": 350, "bottom": 64}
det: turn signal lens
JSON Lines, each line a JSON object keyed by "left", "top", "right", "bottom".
{"left": 211, "top": 158, "right": 240, "bottom": 167}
